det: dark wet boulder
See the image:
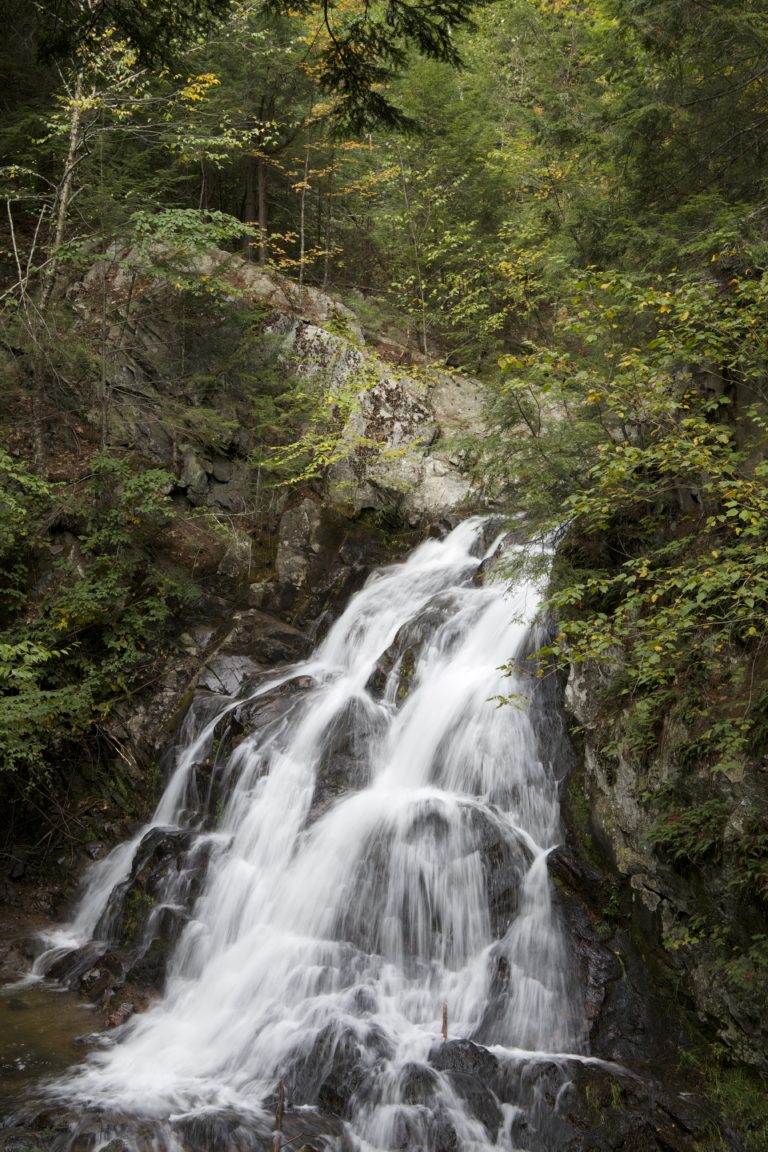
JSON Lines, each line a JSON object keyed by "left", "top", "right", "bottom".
{"left": 288, "top": 1024, "right": 358, "bottom": 1109}
{"left": 468, "top": 807, "right": 532, "bottom": 938}
{"left": 0, "top": 1105, "right": 99, "bottom": 1152}
{"left": 116, "top": 832, "right": 213, "bottom": 990}
{"left": 428, "top": 1040, "right": 504, "bottom": 1141}
{"left": 44, "top": 940, "right": 108, "bottom": 988}
{"left": 232, "top": 674, "right": 316, "bottom": 734}
{"left": 398, "top": 1061, "right": 440, "bottom": 1105}
{"left": 197, "top": 654, "right": 262, "bottom": 696}
{"left": 547, "top": 846, "right": 693, "bottom": 1070}
{"left": 332, "top": 801, "right": 531, "bottom": 964}
{"left": 365, "top": 601, "right": 453, "bottom": 701}
{"left": 310, "top": 697, "right": 386, "bottom": 819}
{"left": 493, "top": 1056, "right": 730, "bottom": 1152}
{"left": 280, "top": 1109, "right": 348, "bottom": 1152}
{"left": 195, "top": 613, "right": 311, "bottom": 698}
{"left": 288, "top": 1022, "right": 394, "bottom": 1117}
{"left": 124, "top": 907, "right": 185, "bottom": 989}
{"left": 310, "top": 751, "right": 368, "bottom": 819}
{"left": 563, "top": 1061, "right": 725, "bottom": 1152}
{"left": 317, "top": 1053, "right": 367, "bottom": 1116}
{"left": 0, "top": 1135, "right": 42, "bottom": 1152}
{"left": 221, "top": 610, "right": 312, "bottom": 665}
{"left": 77, "top": 946, "right": 130, "bottom": 998}
{"left": 547, "top": 847, "right": 624, "bottom": 1037}
{"left": 429, "top": 1038, "right": 500, "bottom": 1083}
{"left": 4, "top": 1104, "right": 321, "bottom": 1152}
{"left": 445, "top": 1070, "right": 503, "bottom": 1138}
{"left": 498, "top": 1058, "right": 580, "bottom": 1152}
{"left": 174, "top": 1108, "right": 270, "bottom": 1152}
{"left": 0, "top": 1129, "right": 70, "bottom": 1152}
{"left": 93, "top": 827, "right": 194, "bottom": 945}
{"left": 41, "top": 827, "right": 209, "bottom": 1002}
{"left": 471, "top": 945, "right": 518, "bottom": 1046}
{"left": 378, "top": 1103, "right": 460, "bottom": 1152}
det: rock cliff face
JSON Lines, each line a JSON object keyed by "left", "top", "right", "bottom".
{"left": 43, "top": 253, "right": 486, "bottom": 801}
{"left": 564, "top": 660, "right": 768, "bottom": 1075}
{"left": 74, "top": 248, "right": 482, "bottom": 532}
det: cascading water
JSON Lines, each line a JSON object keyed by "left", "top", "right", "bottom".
{"left": 33, "top": 518, "right": 593, "bottom": 1150}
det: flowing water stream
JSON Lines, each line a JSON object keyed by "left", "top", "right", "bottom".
{"left": 22, "top": 518, "right": 594, "bottom": 1151}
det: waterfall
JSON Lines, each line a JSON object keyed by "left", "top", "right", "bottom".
{"left": 43, "top": 518, "right": 588, "bottom": 1149}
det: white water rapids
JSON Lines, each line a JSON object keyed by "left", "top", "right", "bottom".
{"left": 38, "top": 518, "right": 588, "bottom": 1150}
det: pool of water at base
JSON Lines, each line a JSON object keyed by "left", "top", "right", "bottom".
{"left": 0, "top": 980, "right": 97, "bottom": 1112}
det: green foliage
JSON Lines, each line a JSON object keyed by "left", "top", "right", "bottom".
{"left": 722, "top": 934, "right": 768, "bottom": 995}
{"left": 651, "top": 800, "right": 728, "bottom": 866}
{"left": 127, "top": 209, "right": 252, "bottom": 282}
{"left": 486, "top": 268, "right": 768, "bottom": 777}
{"left": 0, "top": 451, "right": 195, "bottom": 782}
{"left": 255, "top": 347, "right": 382, "bottom": 484}
{"left": 44, "top": 0, "right": 489, "bottom": 130}
{"left": 679, "top": 1049, "right": 768, "bottom": 1152}
{"left": 0, "top": 451, "right": 51, "bottom": 616}
{"left": 263, "top": 0, "right": 487, "bottom": 132}
{"left": 728, "top": 827, "right": 768, "bottom": 907}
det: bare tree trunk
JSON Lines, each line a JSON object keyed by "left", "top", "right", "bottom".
{"left": 40, "top": 76, "right": 84, "bottom": 315}
{"left": 255, "top": 94, "right": 276, "bottom": 267}
{"left": 6, "top": 199, "right": 42, "bottom": 465}
{"left": 243, "top": 154, "right": 258, "bottom": 261}
{"left": 29, "top": 75, "right": 86, "bottom": 472}
{"left": 99, "top": 257, "right": 110, "bottom": 447}
{"left": 322, "top": 151, "right": 335, "bottom": 291}
{"left": 97, "top": 127, "right": 111, "bottom": 448}
{"left": 257, "top": 154, "right": 269, "bottom": 266}
{"left": 397, "top": 147, "right": 429, "bottom": 358}
{"left": 298, "top": 147, "right": 310, "bottom": 290}
{"left": 198, "top": 158, "right": 207, "bottom": 211}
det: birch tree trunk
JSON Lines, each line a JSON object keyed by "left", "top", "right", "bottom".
{"left": 32, "top": 75, "right": 86, "bottom": 472}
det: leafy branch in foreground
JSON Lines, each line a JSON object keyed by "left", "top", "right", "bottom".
{"left": 264, "top": 0, "right": 488, "bottom": 132}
